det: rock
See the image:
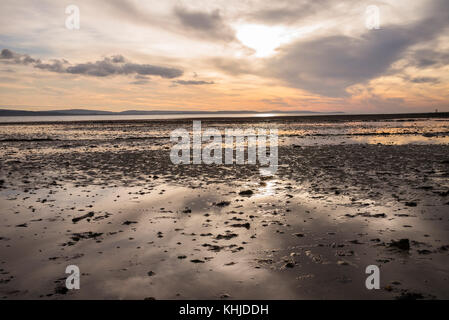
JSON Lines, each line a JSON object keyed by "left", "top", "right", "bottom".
{"left": 147, "top": 271, "right": 156, "bottom": 276}
{"left": 71, "top": 232, "right": 102, "bottom": 242}
{"left": 370, "top": 213, "right": 387, "bottom": 218}
{"left": 422, "top": 133, "right": 437, "bottom": 138}
{"left": 239, "top": 190, "right": 253, "bottom": 196}
{"left": 190, "top": 259, "right": 205, "bottom": 263}
{"left": 437, "top": 190, "right": 449, "bottom": 197}
{"left": 396, "top": 291, "right": 424, "bottom": 300}
{"left": 346, "top": 212, "right": 386, "bottom": 218}
{"left": 203, "top": 244, "right": 223, "bottom": 252}
{"left": 54, "top": 285, "right": 68, "bottom": 295}
{"left": 230, "top": 223, "right": 250, "bottom": 229}
{"left": 405, "top": 201, "right": 417, "bottom": 207}
{"left": 122, "top": 220, "right": 137, "bottom": 225}
{"left": 389, "top": 239, "right": 410, "bottom": 251}
{"left": 72, "top": 211, "right": 94, "bottom": 223}
{"left": 215, "top": 201, "right": 230, "bottom": 207}
{"left": 216, "top": 232, "right": 238, "bottom": 240}
{"left": 284, "top": 262, "right": 295, "bottom": 268}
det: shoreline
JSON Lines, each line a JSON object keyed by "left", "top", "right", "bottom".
{"left": 0, "top": 112, "right": 448, "bottom": 126}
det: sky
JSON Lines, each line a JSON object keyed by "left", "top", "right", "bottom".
{"left": 0, "top": 0, "right": 448, "bottom": 113}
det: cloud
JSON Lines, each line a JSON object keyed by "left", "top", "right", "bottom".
{"left": 66, "top": 59, "right": 183, "bottom": 78}
{"left": 268, "top": 30, "right": 413, "bottom": 97}
{"left": 408, "top": 49, "right": 449, "bottom": 68}
{"left": 409, "top": 77, "right": 440, "bottom": 84}
{"left": 266, "top": 0, "right": 449, "bottom": 97}
{"left": 361, "top": 94, "right": 407, "bottom": 112}
{"left": 1, "top": 49, "right": 183, "bottom": 79}
{"left": 209, "top": 57, "right": 254, "bottom": 76}
{"left": 130, "top": 75, "right": 150, "bottom": 85}
{"left": 247, "top": 0, "right": 334, "bottom": 25}
{"left": 0, "top": 49, "right": 15, "bottom": 59}
{"left": 260, "top": 98, "right": 291, "bottom": 107}
{"left": 0, "top": 48, "right": 40, "bottom": 65}
{"left": 35, "top": 59, "right": 68, "bottom": 73}
{"left": 173, "top": 80, "right": 214, "bottom": 85}
{"left": 174, "top": 6, "right": 235, "bottom": 42}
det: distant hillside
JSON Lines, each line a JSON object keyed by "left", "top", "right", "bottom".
{"left": 0, "top": 108, "right": 332, "bottom": 116}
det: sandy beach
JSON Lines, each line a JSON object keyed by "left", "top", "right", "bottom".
{"left": 0, "top": 113, "right": 448, "bottom": 300}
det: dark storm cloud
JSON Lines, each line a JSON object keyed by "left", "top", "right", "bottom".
{"left": 267, "top": 0, "right": 449, "bottom": 96}
{"left": 0, "top": 49, "right": 183, "bottom": 79}
{"left": 174, "top": 6, "right": 235, "bottom": 42}
{"left": 173, "top": 80, "right": 214, "bottom": 85}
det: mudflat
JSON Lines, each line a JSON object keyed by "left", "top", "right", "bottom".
{"left": 0, "top": 114, "right": 448, "bottom": 299}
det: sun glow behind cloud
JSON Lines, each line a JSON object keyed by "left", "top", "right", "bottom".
{"left": 235, "top": 24, "right": 322, "bottom": 57}
{"left": 0, "top": 0, "right": 448, "bottom": 113}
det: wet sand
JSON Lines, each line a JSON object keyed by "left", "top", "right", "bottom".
{"left": 0, "top": 114, "right": 448, "bottom": 299}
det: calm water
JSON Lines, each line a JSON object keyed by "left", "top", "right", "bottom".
{"left": 0, "top": 116, "right": 448, "bottom": 145}
{"left": 0, "top": 113, "right": 325, "bottom": 123}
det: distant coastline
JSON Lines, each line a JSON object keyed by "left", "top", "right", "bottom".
{"left": 0, "top": 108, "right": 335, "bottom": 117}
{"left": 0, "top": 110, "right": 448, "bottom": 125}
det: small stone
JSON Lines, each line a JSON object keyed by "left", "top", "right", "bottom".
{"left": 389, "top": 239, "right": 410, "bottom": 251}
{"left": 239, "top": 190, "right": 253, "bottom": 196}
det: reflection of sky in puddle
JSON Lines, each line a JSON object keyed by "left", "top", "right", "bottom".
{"left": 255, "top": 179, "right": 278, "bottom": 197}
{"left": 350, "top": 134, "right": 449, "bottom": 145}
{"left": 285, "top": 134, "right": 449, "bottom": 146}
{"left": 1, "top": 178, "right": 449, "bottom": 299}
{"left": 1, "top": 118, "right": 447, "bottom": 143}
